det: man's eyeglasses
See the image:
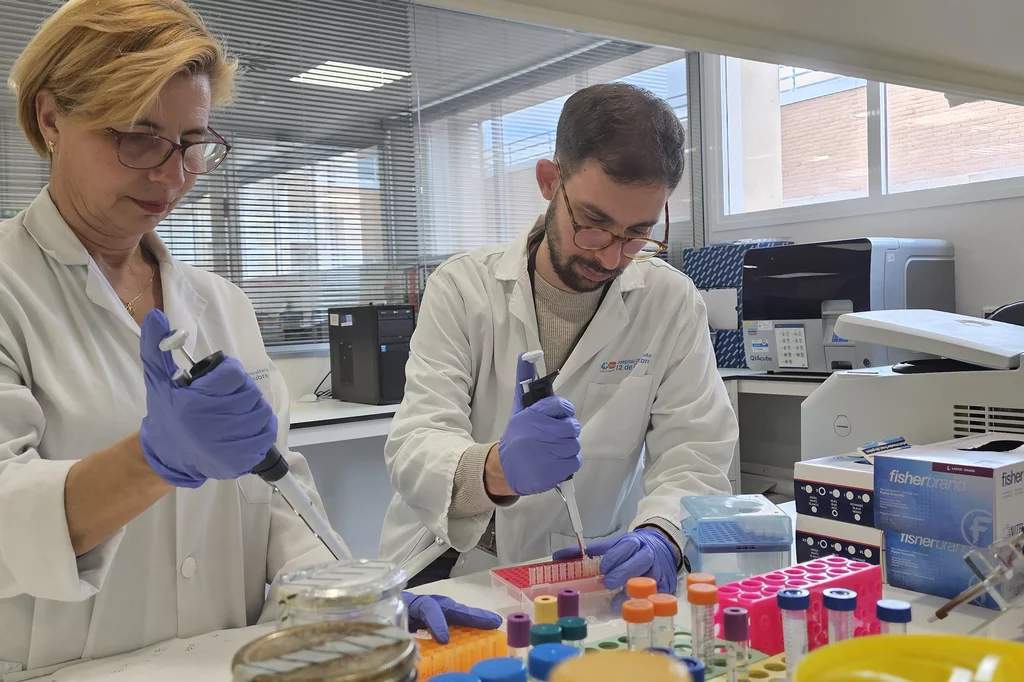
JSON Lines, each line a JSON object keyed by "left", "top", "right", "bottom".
{"left": 556, "top": 162, "right": 668, "bottom": 261}
{"left": 106, "top": 127, "right": 231, "bottom": 174}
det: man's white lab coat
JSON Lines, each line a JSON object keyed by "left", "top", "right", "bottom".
{"left": 378, "top": 226, "right": 738, "bottom": 573}
{"left": 0, "top": 189, "right": 343, "bottom": 680}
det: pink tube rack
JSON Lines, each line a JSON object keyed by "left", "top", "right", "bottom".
{"left": 490, "top": 557, "right": 612, "bottom": 618}
{"left": 714, "top": 555, "right": 883, "bottom": 655}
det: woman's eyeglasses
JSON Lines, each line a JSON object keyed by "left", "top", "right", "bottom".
{"left": 106, "top": 127, "right": 231, "bottom": 174}
{"left": 556, "top": 162, "right": 668, "bottom": 261}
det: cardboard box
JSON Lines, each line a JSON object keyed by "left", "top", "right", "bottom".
{"left": 874, "top": 433, "right": 1024, "bottom": 547}
{"left": 884, "top": 530, "right": 1024, "bottom": 610}
{"left": 794, "top": 454, "right": 875, "bottom": 527}
{"left": 796, "top": 514, "right": 884, "bottom": 574}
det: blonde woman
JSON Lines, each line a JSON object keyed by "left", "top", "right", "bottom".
{"left": 0, "top": 0, "right": 497, "bottom": 675}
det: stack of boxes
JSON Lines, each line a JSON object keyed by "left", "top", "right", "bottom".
{"left": 873, "top": 433, "right": 1024, "bottom": 609}
{"left": 797, "top": 433, "right": 1024, "bottom": 609}
{"left": 681, "top": 239, "right": 791, "bottom": 368}
{"left": 794, "top": 453, "right": 885, "bottom": 571}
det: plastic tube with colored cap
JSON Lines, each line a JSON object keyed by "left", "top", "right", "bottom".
{"left": 556, "top": 617, "right": 587, "bottom": 652}
{"left": 777, "top": 588, "right": 810, "bottom": 679}
{"left": 534, "top": 595, "right": 558, "bottom": 625}
{"left": 648, "top": 594, "right": 678, "bottom": 650}
{"left": 530, "top": 624, "right": 563, "bottom": 648}
{"left": 824, "top": 588, "right": 857, "bottom": 644}
{"left": 556, "top": 588, "right": 579, "bottom": 618}
{"left": 528, "top": 643, "right": 580, "bottom": 682}
{"left": 470, "top": 658, "right": 527, "bottom": 682}
{"left": 625, "top": 577, "right": 657, "bottom": 599}
{"left": 877, "top": 599, "right": 911, "bottom": 635}
{"left": 507, "top": 613, "right": 531, "bottom": 663}
{"left": 687, "top": 583, "right": 717, "bottom": 670}
{"left": 622, "top": 599, "right": 654, "bottom": 651}
{"left": 685, "top": 573, "right": 716, "bottom": 588}
{"left": 678, "top": 656, "right": 706, "bottom": 682}
{"left": 722, "top": 607, "right": 749, "bottom": 682}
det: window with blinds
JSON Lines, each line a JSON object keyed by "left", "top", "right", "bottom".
{"left": 0, "top": 0, "right": 696, "bottom": 347}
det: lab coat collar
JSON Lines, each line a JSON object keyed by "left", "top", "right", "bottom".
{"left": 22, "top": 187, "right": 91, "bottom": 266}
{"left": 500, "top": 217, "right": 648, "bottom": 383}
{"left": 23, "top": 188, "right": 207, "bottom": 348}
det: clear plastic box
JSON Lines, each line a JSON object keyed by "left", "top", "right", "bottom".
{"left": 490, "top": 557, "right": 616, "bottom": 619}
{"left": 682, "top": 494, "right": 792, "bottom": 584}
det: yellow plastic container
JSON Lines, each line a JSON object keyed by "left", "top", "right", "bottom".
{"left": 794, "top": 634, "right": 1024, "bottom": 681}
{"left": 550, "top": 650, "right": 692, "bottom": 682}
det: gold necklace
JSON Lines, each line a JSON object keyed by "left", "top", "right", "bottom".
{"left": 122, "top": 263, "right": 155, "bottom": 316}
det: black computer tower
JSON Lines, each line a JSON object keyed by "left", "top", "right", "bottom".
{"left": 328, "top": 304, "right": 415, "bottom": 405}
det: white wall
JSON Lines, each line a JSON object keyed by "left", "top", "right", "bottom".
{"left": 713, "top": 194, "right": 1024, "bottom": 318}
{"left": 276, "top": 354, "right": 331, "bottom": 400}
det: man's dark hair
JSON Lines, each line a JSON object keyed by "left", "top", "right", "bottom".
{"left": 555, "top": 82, "right": 685, "bottom": 190}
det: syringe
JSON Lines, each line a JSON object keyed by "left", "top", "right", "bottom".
{"left": 158, "top": 329, "right": 348, "bottom": 561}
{"left": 518, "top": 350, "right": 586, "bottom": 558}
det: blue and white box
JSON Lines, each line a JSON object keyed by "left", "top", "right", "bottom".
{"left": 874, "top": 433, "right": 1024, "bottom": 548}
{"left": 884, "top": 530, "right": 1024, "bottom": 609}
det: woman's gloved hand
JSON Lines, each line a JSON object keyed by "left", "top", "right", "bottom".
{"left": 497, "top": 353, "right": 582, "bottom": 495}
{"left": 553, "top": 527, "right": 680, "bottom": 594}
{"left": 139, "top": 309, "right": 277, "bottom": 488}
{"left": 403, "top": 592, "right": 503, "bottom": 644}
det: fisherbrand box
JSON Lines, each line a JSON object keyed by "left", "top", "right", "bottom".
{"left": 874, "top": 433, "right": 1024, "bottom": 547}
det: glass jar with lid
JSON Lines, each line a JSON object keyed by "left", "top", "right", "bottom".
{"left": 233, "top": 621, "right": 417, "bottom": 682}
{"left": 276, "top": 559, "right": 409, "bottom": 630}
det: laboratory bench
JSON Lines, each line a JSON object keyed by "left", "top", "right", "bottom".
{"left": 44, "top": 501, "right": 1024, "bottom": 681}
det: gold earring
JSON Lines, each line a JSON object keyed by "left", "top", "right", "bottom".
{"left": 46, "top": 140, "right": 55, "bottom": 155}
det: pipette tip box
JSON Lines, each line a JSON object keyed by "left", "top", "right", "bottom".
{"left": 714, "top": 555, "right": 882, "bottom": 656}
{"left": 414, "top": 626, "right": 508, "bottom": 677}
{"left": 491, "top": 557, "right": 613, "bottom": 618}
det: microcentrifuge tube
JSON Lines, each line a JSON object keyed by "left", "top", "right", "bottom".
{"left": 625, "top": 577, "right": 657, "bottom": 599}
{"left": 721, "top": 607, "right": 749, "bottom": 682}
{"left": 876, "top": 599, "right": 911, "bottom": 635}
{"left": 823, "top": 588, "right": 857, "bottom": 643}
{"left": 777, "top": 588, "right": 810, "bottom": 679}
{"left": 687, "top": 583, "right": 718, "bottom": 669}
{"left": 647, "top": 594, "right": 678, "bottom": 651}
{"left": 621, "top": 599, "right": 654, "bottom": 651}
{"left": 507, "top": 613, "right": 531, "bottom": 663}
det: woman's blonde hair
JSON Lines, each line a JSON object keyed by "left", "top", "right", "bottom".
{"left": 8, "top": 0, "right": 237, "bottom": 157}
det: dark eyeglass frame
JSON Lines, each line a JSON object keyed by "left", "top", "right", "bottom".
{"left": 556, "top": 161, "right": 669, "bottom": 261}
{"left": 105, "top": 126, "right": 232, "bottom": 174}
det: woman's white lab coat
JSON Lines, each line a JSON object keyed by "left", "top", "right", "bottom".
{"left": 0, "top": 189, "right": 344, "bottom": 680}
{"left": 378, "top": 226, "right": 739, "bottom": 574}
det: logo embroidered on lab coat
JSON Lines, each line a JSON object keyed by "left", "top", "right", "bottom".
{"left": 600, "top": 353, "right": 653, "bottom": 372}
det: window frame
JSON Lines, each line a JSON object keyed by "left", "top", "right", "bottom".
{"left": 703, "top": 54, "right": 1024, "bottom": 233}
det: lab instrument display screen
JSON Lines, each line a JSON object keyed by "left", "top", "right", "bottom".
{"left": 742, "top": 239, "right": 872, "bottom": 321}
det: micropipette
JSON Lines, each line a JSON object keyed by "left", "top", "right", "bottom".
{"left": 159, "top": 329, "right": 348, "bottom": 561}
{"left": 518, "top": 350, "right": 586, "bottom": 558}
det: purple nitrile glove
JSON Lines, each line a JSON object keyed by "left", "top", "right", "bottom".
{"left": 402, "top": 592, "right": 503, "bottom": 644}
{"left": 139, "top": 309, "right": 277, "bottom": 487}
{"left": 497, "top": 352, "right": 582, "bottom": 496}
{"left": 553, "top": 527, "right": 680, "bottom": 594}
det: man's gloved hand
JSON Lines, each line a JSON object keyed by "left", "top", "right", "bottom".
{"left": 553, "top": 527, "right": 680, "bottom": 594}
{"left": 139, "top": 309, "right": 278, "bottom": 488}
{"left": 497, "top": 353, "right": 582, "bottom": 495}
{"left": 402, "top": 592, "right": 503, "bottom": 644}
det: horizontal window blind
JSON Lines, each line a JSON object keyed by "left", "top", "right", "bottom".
{"left": 1, "top": 0, "right": 697, "bottom": 346}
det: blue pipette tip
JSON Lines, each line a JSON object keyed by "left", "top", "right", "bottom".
{"left": 823, "top": 588, "right": 858, "bottom": 612}
{"left": 776, "top": 588, "right": 810, "bottom": 610}
{"left": 876, "top": 598, "right": 912, "bottom": 623}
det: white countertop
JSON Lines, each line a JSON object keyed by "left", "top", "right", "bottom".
{"left": 287, "top": 368, "right": 826, "bottom": 446}
{"left": 47, "top": 504, "right": 1024, "bottom": 681}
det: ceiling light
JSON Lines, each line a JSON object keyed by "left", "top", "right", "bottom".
{"left": 290, "top": 61, "right": 410, "bottom": 92}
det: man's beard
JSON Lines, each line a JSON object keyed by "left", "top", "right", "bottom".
{"left": 543, "top": 200, "right": 624, "bottom": 293}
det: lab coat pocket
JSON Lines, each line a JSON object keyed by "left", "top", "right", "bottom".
{"left": 578, "top": 375, "right": 653, "bottom": 460}
{"left": 238, "top": 474, "right": 273, "bottom": 504}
